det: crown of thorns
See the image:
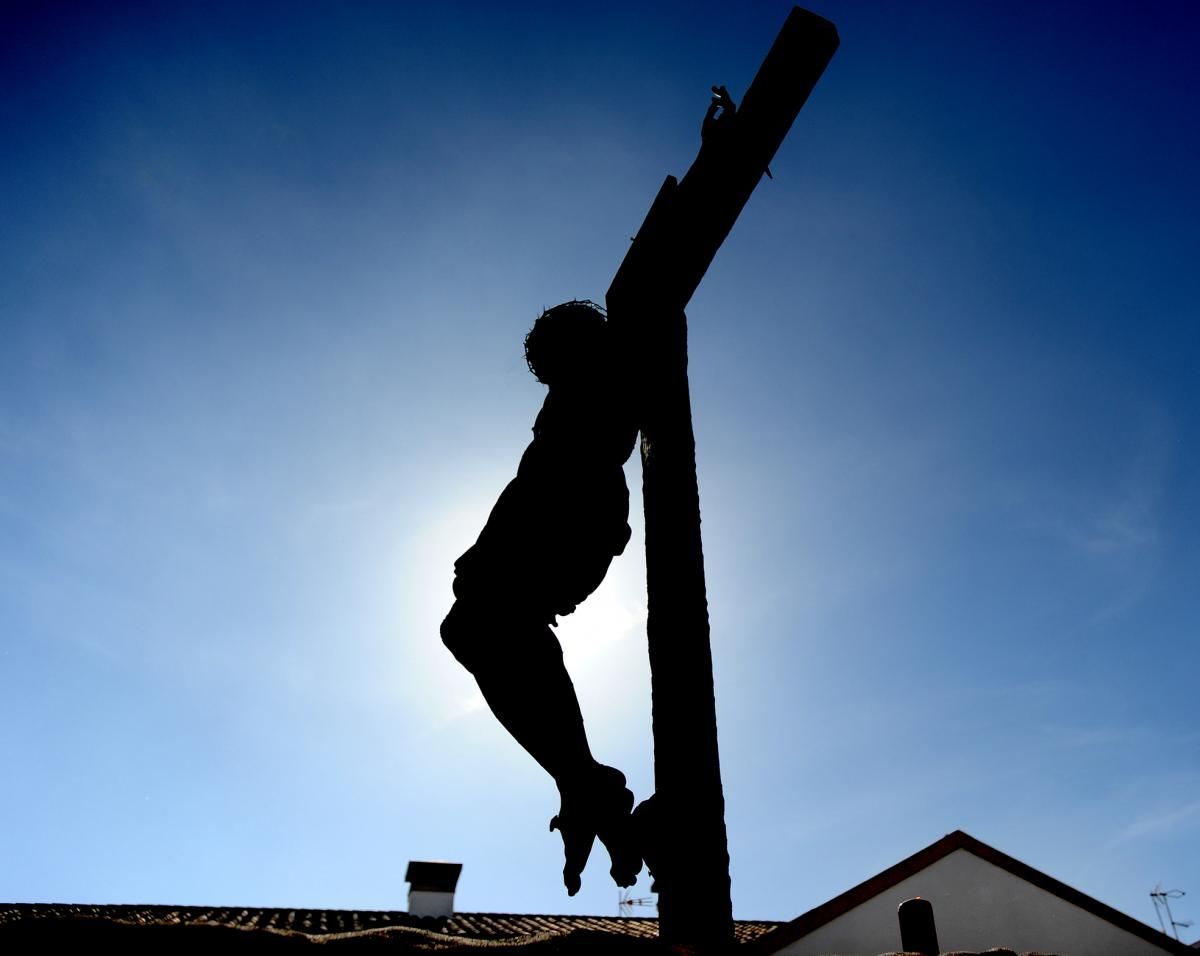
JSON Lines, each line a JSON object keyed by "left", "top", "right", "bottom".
{"left": 524, "top": 299, "right": 608, "bottom": 383}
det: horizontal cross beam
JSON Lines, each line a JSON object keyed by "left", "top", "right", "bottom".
{"left": 608, "top": 7, "right": 839, "bottom": 315}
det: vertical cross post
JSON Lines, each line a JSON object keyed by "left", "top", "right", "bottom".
{"left": 605, "top": 8, "right": 838, "bottom": 948}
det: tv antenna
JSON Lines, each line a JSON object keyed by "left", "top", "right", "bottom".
{"left": 1150, "top": 884, "right": 1191, "bottom": 941}
{"left": 619, "top": 886, "right": 657, "bottom": 918}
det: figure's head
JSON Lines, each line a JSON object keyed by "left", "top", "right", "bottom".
{"left": 524, "top": 299, "right": 609, "bottom": 385}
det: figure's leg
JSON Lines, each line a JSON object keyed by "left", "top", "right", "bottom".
{"left": 441, "top": 601, "right": 641, "bottom": 893}
{"left": 441, "top": 600, "right": 595, "bottom": 783}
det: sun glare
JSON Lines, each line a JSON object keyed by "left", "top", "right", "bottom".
{"left": 556, "top": 576, "right": 645, "bottom": 666}
{"left": 391, "top": 483, "right": 649, "bottom": 720}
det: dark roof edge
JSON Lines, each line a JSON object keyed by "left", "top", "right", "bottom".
{"left": 754, "top": 830, "right": 1194, "bottom": 956}
{"left": 749, "top": 830, "right": 966, "bottom": 954}
{"left": 953, "top": 832, "right": 1194, "bottom": 956}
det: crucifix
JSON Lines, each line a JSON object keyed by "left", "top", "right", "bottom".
{"left": 607, "top": 8, "right": 837, "bottom": 945}
{"left": 440, "top": 7, "right": 836, "bottom": 949}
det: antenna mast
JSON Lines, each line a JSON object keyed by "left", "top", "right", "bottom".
{"left": 1150, "top": 885, "right": 1191, "bottom": 941}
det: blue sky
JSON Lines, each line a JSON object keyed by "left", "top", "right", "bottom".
{"left": 2, "top": 0, "right": 1198, "bottom": 936}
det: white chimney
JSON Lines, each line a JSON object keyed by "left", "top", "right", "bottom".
{"left": 405, "top": 860, "right": 462, "bottom": 918}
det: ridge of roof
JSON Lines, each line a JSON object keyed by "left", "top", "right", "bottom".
{"left": 753, "top": 830, "right": 1195, "bottom": 956}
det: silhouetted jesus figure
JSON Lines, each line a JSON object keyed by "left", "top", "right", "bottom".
{"left": 441, "top": 300, "right": 641, "bottom": 895}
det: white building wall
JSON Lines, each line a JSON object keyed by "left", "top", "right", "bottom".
{"left": 775, "top": 849, "right": 1174, "bottom": 956}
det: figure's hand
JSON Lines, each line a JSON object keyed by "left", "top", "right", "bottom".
{"left": 702, "top": 84, "right": 737, "bottom": 141}
{"left": 710, "top": 84, "right": 736, "bottom": 114}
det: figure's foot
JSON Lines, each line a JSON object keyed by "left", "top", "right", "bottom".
{"left": 594, "top": 768, "right": 642, "bottom": 890}
{"left": 631, "top": 794, "right": 663, "bottom": 891}
{"left": 549, "top": 811, "right": 594, "bottom": 897}
{"left": 550, "top": 765, "right": 642, "bottom": 895}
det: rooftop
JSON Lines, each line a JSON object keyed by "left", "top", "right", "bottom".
{"left": 0, "top": 903, "right": 779, "bottom": 951}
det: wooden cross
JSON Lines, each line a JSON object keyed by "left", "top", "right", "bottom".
{"left": 604, "top": 8, "right": 838, "bottom": 946}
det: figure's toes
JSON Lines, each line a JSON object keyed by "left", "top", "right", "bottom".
{"left": 610, "top": 863, "right": 639, "bottom": 889}
{"left": 610, "top": 841, "right": 642, "bottom": 887}
{"left": 631, "top": 795, "right": 663, "bottom": 884}
{"left": 551, "top": 814, "right": 596, "bottom": 897}
{"left": 600, "top": 806, "right": 643, "bottom": 888}
{"left": 564, "top": 869, "right": 582, "bottom": 897}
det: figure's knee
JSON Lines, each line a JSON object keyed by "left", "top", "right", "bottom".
{"left": 441, "top": 600, "right": 483, "bottom": 673}
{"left": 442, "top": 599, "right": 564, "bottom": 675}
